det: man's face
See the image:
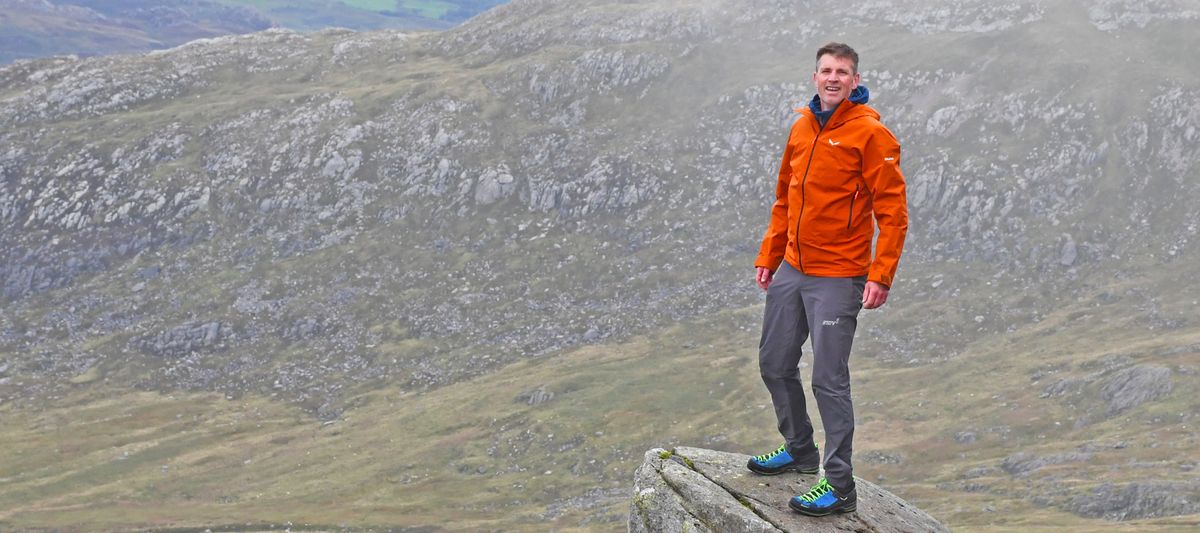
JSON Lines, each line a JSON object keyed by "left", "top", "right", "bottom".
{"left": 812, "top": 54, "right": 860, "bottom": 111}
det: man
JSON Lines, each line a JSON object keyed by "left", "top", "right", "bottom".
{"left": 745, "top": 42, "right": 908, "bottom": 517}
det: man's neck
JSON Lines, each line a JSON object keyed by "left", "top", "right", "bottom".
{"left": 814, "top": 101, "right": 840, "bottom": 128}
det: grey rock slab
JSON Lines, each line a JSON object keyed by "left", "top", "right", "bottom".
{"left": 1100, "top": 365, "right": 1172, "bottom": 415}
{"left": 630, "top": 449, "right": 718, "bottom": 533}
{"left": 630, "top": 447, "right": 950, "bottom": 533}
{"left": 1059, "top": 234, "right": 1077, "bottom": 266}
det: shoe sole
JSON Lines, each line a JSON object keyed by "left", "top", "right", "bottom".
{"left": 746, "top": 460, "right": 819, "bottom": 476}
{"left": 788, "top": 499, "right": 856, "bottom": 516}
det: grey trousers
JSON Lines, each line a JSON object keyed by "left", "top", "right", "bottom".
{"left": 759, "top": 261, "right": 865, "bottom": 491}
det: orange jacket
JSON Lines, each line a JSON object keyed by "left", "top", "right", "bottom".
{"left": 755, "top": 99, "right": 908, "bottom": 287}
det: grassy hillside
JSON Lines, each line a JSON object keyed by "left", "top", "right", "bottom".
{"left": 2, "top": 283, "right": 1196, "bottom": 531}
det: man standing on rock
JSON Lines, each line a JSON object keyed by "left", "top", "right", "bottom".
{"left": 746, "top": 42, "right": 908, "bottom": 517}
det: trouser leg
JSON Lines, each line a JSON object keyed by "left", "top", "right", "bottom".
{"left": 802, "top": 274, "right": 866, "bottom": 492}
{"left": 758, "top": 262, "right": 816, "bottom": 457}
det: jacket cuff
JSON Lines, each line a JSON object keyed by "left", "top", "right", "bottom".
{"left": 867, "top": 270, "right": 893, "bottom": 289}
{"left": 755, "top": 255, "right": 784, "bottom": 272}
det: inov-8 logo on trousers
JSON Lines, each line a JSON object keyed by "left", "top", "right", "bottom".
{"left": 822, "top": 318, "right": 840, "bottom": 326}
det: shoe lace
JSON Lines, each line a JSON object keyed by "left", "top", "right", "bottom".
{"left": 753, "top": 444, "right": 787, "bottom": 463}
{"left": 799, "top": 478, "right": 833, "bottom": 503}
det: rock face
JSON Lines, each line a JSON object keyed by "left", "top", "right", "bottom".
{"left": 630, "top": 447, "right": 949, "bottom": 533}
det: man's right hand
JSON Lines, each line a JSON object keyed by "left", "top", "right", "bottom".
{"left": 755, "top": 267, "right": 774, "bottom": 291}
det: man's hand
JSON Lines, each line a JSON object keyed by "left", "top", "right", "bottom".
{"left": 755, "top": 267, "right": 774, "bottom": 291}
{"left": 862, "top": 281, "right": 889, "bottom": 309}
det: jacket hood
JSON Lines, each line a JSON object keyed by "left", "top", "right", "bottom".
{"left": 803, "top": 85, "right": 876, "bottom": 127}
{"left": 806, "top": 85, "right": 870, "bottom": 115}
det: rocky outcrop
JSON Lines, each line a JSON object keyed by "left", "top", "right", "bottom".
{"left": 1099, "top": 365, "right": 1173, "bottom": 415}
{"left": 630, "top": 447, "right": 949, "bottom": 533}
{"left": 1067, "top": 480, "right": 1200, "bottom": 520}
{"left": 1038, "top": 363, "right": 1175, "bottom": 427}
{"left": 134, "top": 321, "right": 228, "bottom": 358}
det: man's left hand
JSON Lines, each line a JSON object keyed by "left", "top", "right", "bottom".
{"left": 862, "top": 281, "right": 889, "bottom": 309}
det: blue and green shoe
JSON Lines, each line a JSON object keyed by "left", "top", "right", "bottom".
{"left": 746, "top": 443, "right": 819, "bottom": 475}
{"left": 789, "top": 477, "right": 857, "bottom": 516}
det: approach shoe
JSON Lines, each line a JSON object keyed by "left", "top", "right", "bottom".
{"left": 746, "top": 443, "right": 819, "bottom": 475}
{"left": 789, "top": 477, "right": 857, "bottom": 516}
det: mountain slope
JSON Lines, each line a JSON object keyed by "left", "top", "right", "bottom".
{"left": 0, "top": 0, "right": 510, "bottom": 64}
{"left": 0, "top": 0, "right": 273, "bottom": 63}
{"left": 1, "top": 0, "right": 1198, "bottom": 530}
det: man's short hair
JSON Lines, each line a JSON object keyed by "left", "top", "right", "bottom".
{"left": 816, "top": 42, "right": 859, "bottom": 73}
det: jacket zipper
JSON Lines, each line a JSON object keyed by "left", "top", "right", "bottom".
{"left": 793, "top": 135, "right": 822, "bottom": 272}
{"left": 847, "top": 185, "right": 859, "bottom": 230}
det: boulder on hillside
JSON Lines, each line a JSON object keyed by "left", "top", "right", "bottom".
{"left": 629, "top": 447, "right": 950, "bottom": 533}
{"left": 1099, "top": 365, "right": 1172, "bottom": 415}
